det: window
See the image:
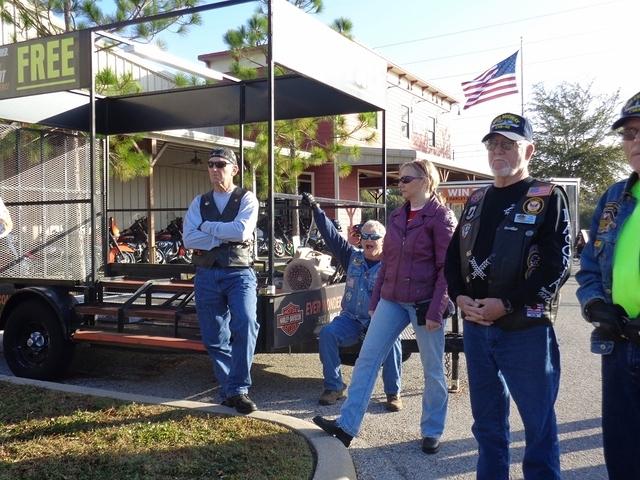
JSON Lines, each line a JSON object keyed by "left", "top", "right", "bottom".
{"left": 298, "top": 172, "right": 313, "bottom": 194}
{"left": 400, "top": 105, "right": 410, "bottom": 138}
{"left": 427, "top": 116, "right": 436, "bottom": 146}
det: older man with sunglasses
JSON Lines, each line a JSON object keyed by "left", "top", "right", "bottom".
{"left": 445, "top": 113, "right": 572, "bottom": 479}
{"left": 183, "top": 147, "right": 260, "bottom": 414}
{"left": 577, "top": 91, "right": 640, "bottom": 479}
{"left": 300, "top": 192, "right": 403, "bottom": 411}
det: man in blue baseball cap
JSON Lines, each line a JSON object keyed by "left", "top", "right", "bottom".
{"left": 183, "top": 147, "right": 260, "bottom": 414}
{"left": 481, "top": 112, "right": 534, "bottom": 143}
{"left": 577, "top": 90, "right": 640, "bottom": 479}
{"left": 446, "top": 112, "right": 572, "bottom": 479}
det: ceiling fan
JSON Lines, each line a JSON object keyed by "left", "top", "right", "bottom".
{"left": 176, "top": 150, "right": 204, "bottom": 166}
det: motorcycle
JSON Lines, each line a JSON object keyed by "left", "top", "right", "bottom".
{"left": 107, "top": 217, "right": 136, "bottom": 263}
{"left": 156, "top": 217, "right": 192, "bottom": 264}
{"left": 256, "top": 216, "right": 294, "bottom": 258}
{"left": 118, "top": 217, "right": 166, "bottom": 264}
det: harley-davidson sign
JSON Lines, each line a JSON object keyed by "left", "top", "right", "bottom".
{"left": 277, "top": 302, "right": 304, "bottom": 336}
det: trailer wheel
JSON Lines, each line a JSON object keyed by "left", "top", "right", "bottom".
{"left": 3, "top": 301, "right": 75, "bottom": 380}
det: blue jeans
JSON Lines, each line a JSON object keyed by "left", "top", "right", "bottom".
{"left": 337, "top": 298, "right": 448, "bottom": 438}
{"left": 194, "top": 266, "right": 259, "bottom": 400}
{"left": 463, "top": 322, "right": 561, "bottom": 480}
{"left": 601, "top": 340, "right": 640, "bottom": 480}
{"left": 319, "top": 312, "right": 402, "bottom": 393}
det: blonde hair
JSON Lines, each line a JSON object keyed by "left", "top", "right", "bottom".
{"left": 399, "top": 159, "right": 444, "bottom": 203}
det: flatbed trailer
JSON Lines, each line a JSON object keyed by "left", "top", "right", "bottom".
{"left": 0, "top": 0, "right": 463, "bottom": 389}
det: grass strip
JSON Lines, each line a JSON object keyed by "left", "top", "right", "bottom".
{"left": 0, "top": 382, "right": 313, "bottom": 480}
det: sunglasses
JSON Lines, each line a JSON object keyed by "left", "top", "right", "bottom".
{"left": 208, "top": 160, "right": 231, "bottom": 169}
{"left": 618, "top": 127, "right": 640, "bottom": 141}
{"left": 398, "top": 175, "right": 424, "bottom": 184}
{"left": 483, "top": 139, "right": 518, "bottom": 151}
{"left": 360, "top": 232, "right": 383, "bottom": 241}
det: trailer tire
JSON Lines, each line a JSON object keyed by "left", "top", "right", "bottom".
{"left": 3, "top": 301, "right": 75, "bottom": 380}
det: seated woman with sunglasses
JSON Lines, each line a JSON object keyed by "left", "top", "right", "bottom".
{"left": 313, "top": 159, "right": 456, "bottom": 453}
{"left": 300, "top": 192, "right": 402, "bottom": 411}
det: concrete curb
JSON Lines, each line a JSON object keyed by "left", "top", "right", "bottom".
{"left": 0, "top": 374, "right": 356, "bottom": 480}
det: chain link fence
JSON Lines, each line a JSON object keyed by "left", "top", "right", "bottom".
{"left": 0, "top": 124, "right": 101, "bottom": 282}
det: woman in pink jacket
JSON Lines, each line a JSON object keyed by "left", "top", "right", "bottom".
{"left": 314, "top": 159, "right": 456, "bottom": 453}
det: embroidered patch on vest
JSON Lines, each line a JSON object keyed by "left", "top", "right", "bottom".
{"left": 523, "top": 197, "right": 544, "bottom": 214}
{"left": 469, "top": 189, "right": 485, "bottom": 204}
{"left": 514, "top": 213, "right": 537, "bottom": 224}
{"left": 527, "top": 185, "right": 553, "bottom": 197}
{"left": 465, "top": 205, "right": 477, "bottom": 220}
{"left": 462, "top": 223, "right": 472, "bottom": 238}
{"left": 525, "top": 245, "right": 541, "bottom": 279}
{"left": 598, "top": 202, "right": 618, "bottom": 233}
{"left": 526, "top": 304, "right": 544, "bottom": 318}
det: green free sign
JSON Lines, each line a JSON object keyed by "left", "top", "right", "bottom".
{"left": 0, "top": 30, "right": 90, "bottom": 99}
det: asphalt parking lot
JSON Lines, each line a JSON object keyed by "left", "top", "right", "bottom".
{"left": 0, "top": 276, "right": 607, "bottom": 479}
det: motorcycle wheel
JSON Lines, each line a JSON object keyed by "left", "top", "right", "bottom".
{"left": 274, "top": 240, "right": 285, "bottom": 258}
{"left": 142, "top": 247, "right": 166, "bottom": 264}
{"left": 284, "top": 242, "right": 295, "bottom": 257}
{"left": 116, "top": 250, "right": 135, "bottom": 263}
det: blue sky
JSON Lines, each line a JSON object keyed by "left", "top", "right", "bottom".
{"left": 156, "top": 0, "right": 637, "bottom": 171}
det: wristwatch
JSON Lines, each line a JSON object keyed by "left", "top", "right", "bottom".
{"left": 501, "top": 298, "right": 514, "bottom": 314}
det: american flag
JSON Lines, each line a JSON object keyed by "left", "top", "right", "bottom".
{"left": 461, "top": 51, "right": 519, "bottom": 110}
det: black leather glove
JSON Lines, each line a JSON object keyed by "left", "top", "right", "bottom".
{"left": 623, "top": 317, "right": 640, "bottom": 346}
{"left": 300, "top": 192, "right": 318, "bottom": 209}
{"left": 585, "top": 300, "right": 627, "bottom": 339}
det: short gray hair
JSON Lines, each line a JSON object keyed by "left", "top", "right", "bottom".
{"left": 361, "top": 219, "right": 386, "bottom": 236}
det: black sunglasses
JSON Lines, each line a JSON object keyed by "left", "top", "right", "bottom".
{"left": 398, "top": 175, "right": 424, "bottom": 184}
{"left": 360, "top": 232, "right": 383, "bottom": 241}
{"left": 208, "top": 160, "right": 231, "bottom": 169}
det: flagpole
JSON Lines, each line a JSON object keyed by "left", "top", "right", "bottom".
{"left": 520, "top": 37, "right": 524, "bottom": 116}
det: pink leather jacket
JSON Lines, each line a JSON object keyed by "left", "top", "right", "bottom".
{"left": 370, "top": 197, "right": 457, "bottom": 324}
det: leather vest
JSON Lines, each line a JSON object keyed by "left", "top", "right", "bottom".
{"left": 192, "top": 187, "right": 253, "bottom": 268}
{"left": 458, "top": 180, "right": 560, "bottom": 330}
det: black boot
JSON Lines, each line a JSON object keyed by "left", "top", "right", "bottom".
{"left": 421, "top": 436, "right": 440, "bottom": 454}
{"left": 312, "top": 415, "right": 353, "bottom": 447}
{"left": 222, "top": 394, "right": 257, "bottom": 414}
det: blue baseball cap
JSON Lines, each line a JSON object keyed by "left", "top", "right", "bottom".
{"left": 482, "top": 113, "right": 534, "bottom": 143}
{"left": 612, "top": 91, "right": 640, "bottom": 130}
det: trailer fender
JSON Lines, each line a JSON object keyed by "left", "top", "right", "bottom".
{"left": 0, "top": 287, "right": 76, "bottom": 337}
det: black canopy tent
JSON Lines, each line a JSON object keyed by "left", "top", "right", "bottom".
{"left": 0, "top": 0, "right": 388, "bottom": 286}
{"left": 11, "top": 74, "right": 381, "bottom": 134}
